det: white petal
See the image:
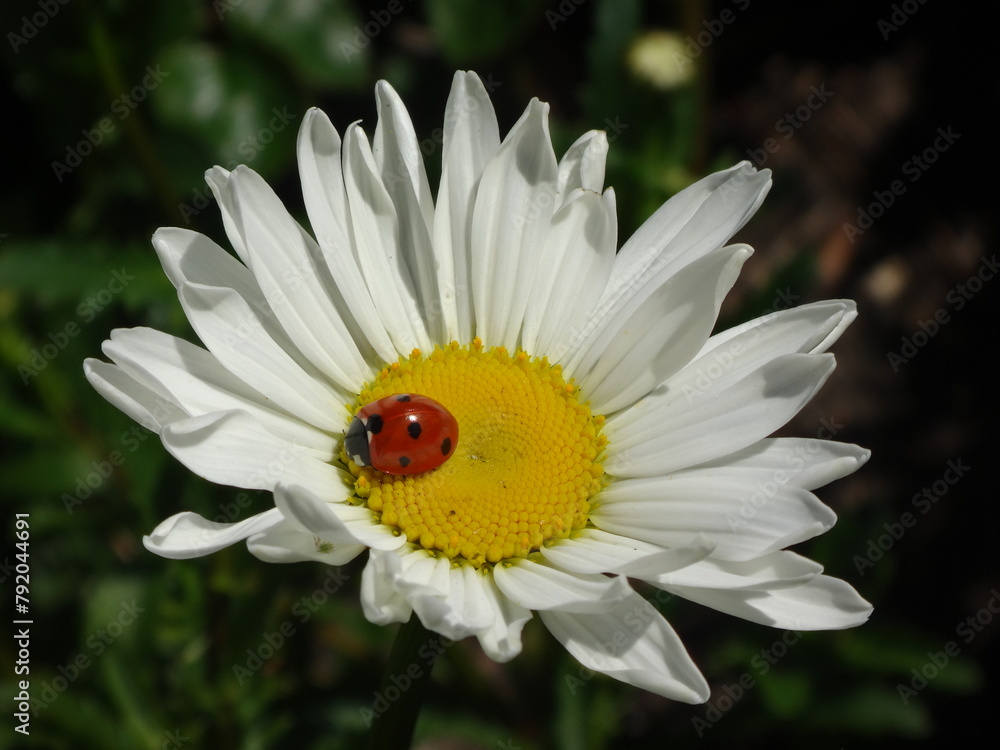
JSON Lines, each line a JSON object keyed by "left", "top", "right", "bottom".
{"left": 153, "top": 227, "right": 256, "bottom": 298}
{"left": 604, "top": 162, "right": 770, "bottom": 306}
{"left": 578, "top": 244, "right": 751, "bottom": 414}
{"left": 361, "top": 550, "right": 412, "bottom": 626}
{"left": 470, "top": 98, "right": 558, "bottom": 348}
{"left": 221, "top": 166, "right": 373, "bottom": 390}
{"left": 374, "top": 81, "right": 435, "bottom": 233}
{"left": 605, "top": 353, "right": 836, "bottom": 477}
{"left": 691, "top": 437, "right": 871, "bottom": 492}
{"left": 649, "top": 550, "right": 823, "bottom": 590}
{"left": 474, "top": 574, "right": 532, "bottom": 662}
{"left": 666, "top": 300, "right": 857, "bottom": 402}
{"left": 296, "top": 109, "right": 350, "bottom": 243}
{"left": 246, "top": 519, "right": 366, "bottom": 565}
{"left": 522, "top": 189, "right": 616, "bottom": 358}
{"left": 143, "top": 508, "right": 282, "bottom": 559}
{"left": 343, "top": 122, "right": 431, "bottom": 355}
{"left": 591, "top": 474, "right": 836, "bottom": 561}
{"left": 400, "top": 549, "right": 451, "bottom": 592}
{"left": 83, "top": 359, "right": 186, "bottom": 433}
{"left": 555, "top": 129, "right": 608, "bottom": 207}
{"left": 176, "top": 282, "right": 347, "bottom": 430}
{"left": 273, "top": 483, "right": 405, "bottom": 551}
{"left": 557, "top": 163, "right": 769, "bottom": 371}
{"left": 204, "top": 166, "right": 249, "bottom": 264}
{"left": 160, "top": 410, "right": 345, "bottom": 493}
{"left": 539, "top": 529, "right": 714, "bottom": 577}
{"left": 433, "top": 71, "right": 502, "bottom": 343}
{"left": 664, "top": 574, "right": 873, "bottom": 630}
{"left": 540, "top": 589, "right": 709, "bottom": 703}
{"left": 377, "top": 550, "right": 494, "bottom": 639}
{"left": 297, "top": 108, "right": 397, "bottom": 364}
{"left": 434, "top": 563, "right": 496, "bottom": 638}
{"left": 493, "top": 559, "right": 631, "bottom": 613}
{"left": 701, "top": 299, "right": 856, "bottom": 358}
{"left": 151, "top": 226, "right": 309, "bottom": 367}
{"left": 373, "top": 81, "right": 443, "bottom": 342}
{"left": 103, "top": 327, "right": 335, "bottom": 453}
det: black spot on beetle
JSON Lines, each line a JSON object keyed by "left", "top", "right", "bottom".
{"left": 399, "top": 456, "right": 411, "bottom": 468}
{"left": 408, "top": 421, "right": 422, "bottom": 439}
{"left": 396, "top": 394, "right": 411, "bottom": 402}
{"left": 367, "top": 413, "right": 384, "bottom": 434}
{"left": 441, "top": 437, "right": 452, "bottom": 455}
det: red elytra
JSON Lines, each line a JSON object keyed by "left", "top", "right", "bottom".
{"left": 344, "top": 394, "right": 459, "bottom": 475}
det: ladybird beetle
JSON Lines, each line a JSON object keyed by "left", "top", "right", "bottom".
{"left": 344, "top": 394, "right": 458, "bottom": 475}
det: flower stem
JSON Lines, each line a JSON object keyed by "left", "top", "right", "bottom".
{"left": 366, "top": 616, "right": 438, "bottom": 750}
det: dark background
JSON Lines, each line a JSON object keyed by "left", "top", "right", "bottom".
{"left": 1, "top": 0, "right": 996, "bottom": 747}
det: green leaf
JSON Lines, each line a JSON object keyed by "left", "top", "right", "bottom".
{"left": 427, "top": 0, "right": 549, "bottom": 62}
{"left": 223, "top": 0, "right": 370, "bottom": 89}
{"left": 27, "top": 690, "right": 136, "bottom": 750}
{"left": 755, "top": 668, "right": 812, "bottom": 717}
{"left": 834, "top": 625, "right": 984, "bottom": 692}
{"left": 0, "top": 387, "right": 56, "bottom": 439}
{"left": 101, "top": 654, "right": 163, "bottom": 748}
{"left": 153, "top": 42, "right": 300, "bottom": 178}
{"left": 805, "top": 684, "right": 933, "bottom": 737}
{"left": 82, "top": 577, "right": 147, "bottom": 640}
{"left": 582, "top": 0, "right": 642, "bottom": 124}
{"left": 0, "top": 240, "right": 170, "bottom": 310}
{"left": 1, "top": 445, "right": 95, "bottom": 497}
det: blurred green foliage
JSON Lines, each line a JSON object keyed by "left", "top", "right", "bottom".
{"left": 0, "top": 0, "right": 983, "bottom": 748}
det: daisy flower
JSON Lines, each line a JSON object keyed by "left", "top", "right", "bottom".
{"left": 85, "top": 71, "right": 871, "bottom": 704}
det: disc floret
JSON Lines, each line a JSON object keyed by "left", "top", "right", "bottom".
{"left": 344, "top": 340, "right": 606, "bottom": 567}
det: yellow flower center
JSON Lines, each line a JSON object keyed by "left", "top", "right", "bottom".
{"left": 344, "top": 339, "right": 606, "bottom": 567}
